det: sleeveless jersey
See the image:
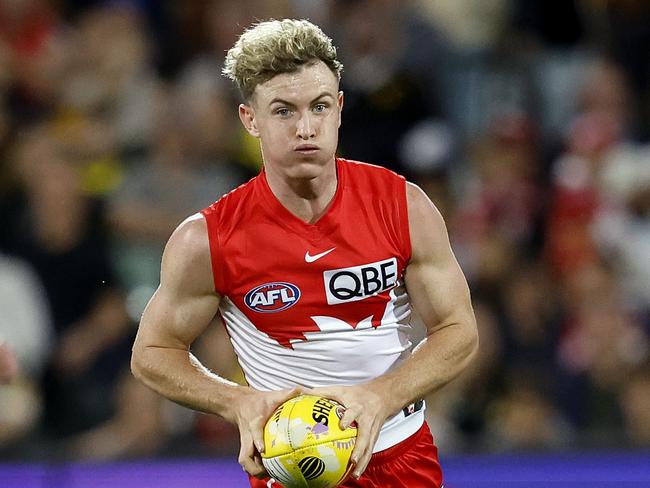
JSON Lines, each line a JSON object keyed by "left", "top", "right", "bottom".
{"left": 201, "top": 158, "right": 425, "bottom": 451}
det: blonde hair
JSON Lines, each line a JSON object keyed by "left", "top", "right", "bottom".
{"left": 223, "top": 19, "right": 343, "bottom": 101}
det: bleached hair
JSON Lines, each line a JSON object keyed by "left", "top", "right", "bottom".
{"left": 223, "top": 19, "right": 343, "bottom": 101}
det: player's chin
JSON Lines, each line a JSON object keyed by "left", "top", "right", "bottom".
{"left": 288, "top": 158, "right": 331, "bottom": 179}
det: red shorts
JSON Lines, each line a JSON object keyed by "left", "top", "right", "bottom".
{"left": 250, "top": 422, "right": 443, "bottom": 488}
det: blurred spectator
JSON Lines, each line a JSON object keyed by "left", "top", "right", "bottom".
{"left": 411, "top": 0, "right": 510, "bottom": 52}
{"left": 499, "top": 261, "right": 561, "bottom": 377}
{"left": 619, "top": 361, "right": 650, "bottom": 446}
{"left": 331, "top": 0, "right": 444, "bottom": 175}
{"left": 5, "top": 125, "right": 128, "bottom": 430}
{"left": 108, "top": 65, "right": 246, "bottom": 319}
{"left": 487, "top": 371, "right": 572, "bottom": 451}
{"left": 564, "top": 58, "right": 650, "bottom": 318}
{"left": 1, "top": 124, "right": 167, "bottom": 460}
{"left": 556, "top": 263, "right": 648, "bottom": 438}
{"left": 451, "top": 112, "right": 544, "bottom": 289}
{"left": 0, "top": 253, "right": 51, "bottom": 450}
{"left": 545, "top": 59, "right": 634, "bottom": 277}
{"left": 50, "top": 111, "right": 125, "bottom": 196}
{"left": 0, "top": 342, "right": 18, "bottom": 385}
{"left": 0, "top": 0, "right": 64, "bottom": 118}
{"left": 603, "top": 0, "right": 650, "bottom": 139}
{"left": 595, "top": 145, "right": 650, "bottom": 315}
{"left": 60, "top": 4, "right": 160, "bottom": 153}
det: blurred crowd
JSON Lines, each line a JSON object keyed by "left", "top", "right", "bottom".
{"left": 0, "top": 0, "right": 649, "bottom": 463}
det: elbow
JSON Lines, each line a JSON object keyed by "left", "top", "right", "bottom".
{"left": 130, "top": 344, "right": 147, "bottom": 383}
{"left": 443, "top": 314, "right": 479, "bottom": 374}
{"left": 467, "top": 323, "right": 480, "bottom": 364}
{"left": 460, "top": 315, "right": 480, "bottom": 371}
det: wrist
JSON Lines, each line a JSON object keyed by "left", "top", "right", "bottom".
{"left": 219, "top": 384, "right": 252, "bottom": 424}
{"left": 366, "top": 376, "right": 404, "bottom": 417}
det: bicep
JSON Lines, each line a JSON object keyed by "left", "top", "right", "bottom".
{"left": 404, "top": 183, "right": 474, "bottom": 333}
{"left": 137, "top": 286, "right": 219, "bottom": 350}
{"left": 134, "top": 215, "right": 221, "bottom": 351}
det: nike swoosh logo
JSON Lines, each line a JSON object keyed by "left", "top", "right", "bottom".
{"left": 305, "top": 247, "right": 336, "bottom": 263}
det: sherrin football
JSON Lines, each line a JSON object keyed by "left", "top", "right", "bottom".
{"left": 262, "top": 394, "right": 357, "bottom": 488}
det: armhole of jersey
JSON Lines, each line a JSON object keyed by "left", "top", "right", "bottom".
{"left": 399, "top": 177, "right": 412, "bottom": 264}
{"left": 200, "top": 208, "right": 226, "bottom": 295}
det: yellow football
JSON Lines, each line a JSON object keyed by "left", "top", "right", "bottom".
{"left": 262, "top": 394, "right": 357, "bottom": 488}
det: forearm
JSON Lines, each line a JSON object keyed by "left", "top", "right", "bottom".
{"left": 131, "top": 345, "right": 245, "bottom": 423}
{"left": 369, "top": 321, "right": 478, "bottom": 416}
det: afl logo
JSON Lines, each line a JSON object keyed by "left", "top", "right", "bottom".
{"left": 244, "top": 282, "right": 301, "bottom": 313}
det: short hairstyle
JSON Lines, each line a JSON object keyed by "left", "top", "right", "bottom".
{"left": 223, "top": 19, "right": 343, "bottom": 102}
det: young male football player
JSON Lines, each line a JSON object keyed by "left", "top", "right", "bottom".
{"left": 131, "top": 19, "right": 478, "bottom": 487}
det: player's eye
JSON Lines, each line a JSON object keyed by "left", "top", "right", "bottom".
{"left": 276, "top": 108, "right": 291, "bottom": 117}
{"left": 313, "top": 103, "right": 327, "bottom": 113}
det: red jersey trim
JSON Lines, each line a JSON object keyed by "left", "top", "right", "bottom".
{"left": 398, "top": 177, "right": 412, "bottom": 265}
{"left": 200, "top": 206, "right": 226, "bottom": 294}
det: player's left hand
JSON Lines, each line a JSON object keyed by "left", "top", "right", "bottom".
{"left": 310, "top": 383, "right": 393, "bottom": 480}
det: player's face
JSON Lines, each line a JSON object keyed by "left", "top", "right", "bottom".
{"left": 239, "top": 61, "right": 343, "bottom": 180}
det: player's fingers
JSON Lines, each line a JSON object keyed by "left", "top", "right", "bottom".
{"left": 350, "top": 431, "right": 373, "bottom": 478}
{"left": 251, "top": 430, "right": 265, "bottom": 454}
{"left": 350, "top": 414, "right": 382, "bottom": 477}
{"left": 352, "top": 448, "right": 372, "bottom": 479}
{"left": 238, "top": 430, "right": 252, "bottom": 463}
{"left": 339, "top": 407, "right": 358, "bottom": 430}
{"left": 309, "top": 386, "right": 346, "bottom": 406}
{"left": 272, "top": 386, "right": 307, "bottom": 408}
{"left": 240, "top": 447, "right": 266, "bottom": 477}
{"left": 237, "top": 441, "right": 252, "bottom": 472}
{"left": 238, "top": 430, "right": 261, "bottom": 475}
{"left": 285, "top": 385, "right": 309, "bottom": 399}
{"left": 349, "top": 420, "right": 369, "bottom": 467}
{"left": 250, "top": 422, "right": 266, "bottom": 454}
{"left": 250, "top": 452, "right": 268, "bottom": 479}
{"left": 248, "top": 463, "right": 267, "bottom": 479}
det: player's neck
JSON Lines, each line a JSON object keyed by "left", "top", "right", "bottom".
{"left": 264, "top": 162, "right": 338, "bottom": 224}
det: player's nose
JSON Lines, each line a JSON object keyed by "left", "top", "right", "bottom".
{"left": 296, "top": 112, "right": 316, "bottom": 139}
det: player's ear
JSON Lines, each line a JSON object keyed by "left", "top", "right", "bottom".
{"left": 337, "top": 91, "right": 344, "bottom": 128}
{"left": 239, "top": 103, "right": 260, "bottom": 138}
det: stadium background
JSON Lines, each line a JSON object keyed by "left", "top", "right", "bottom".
{"left": 0, "top": 0, "right": 649, "bottom": 486}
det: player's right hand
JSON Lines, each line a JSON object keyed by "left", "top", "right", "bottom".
{"left": 232, "top": 386, "right": 306, "bottom": 478}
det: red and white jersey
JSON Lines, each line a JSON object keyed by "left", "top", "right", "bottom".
{"left": 201, "top": 158, "right": 424, "bottom": 451}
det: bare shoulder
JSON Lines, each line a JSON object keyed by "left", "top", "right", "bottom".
{"left": 405, "top": 182, "right": 450, "bottom": 263}
{"left": 165, "top": 213, "right": 210, "bottom": 258}
{"left": 161, "top": 213, "right": 214, "bottom": 295}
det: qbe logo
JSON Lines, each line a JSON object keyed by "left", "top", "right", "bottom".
{"left": 323, "top": 257, "right": 398, "bottom": 305}
{"left": 244, "top": 282, "right": 301, "bottom": 313}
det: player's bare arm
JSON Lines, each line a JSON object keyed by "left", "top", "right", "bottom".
{"left": 131, "top": 215, "right": 302, "bottom": 477}
{"left": 388, "top": 182, "right": 479, "bottom": 407}
{"left": 312, "top": 182, "right": 479, "bottom": 478}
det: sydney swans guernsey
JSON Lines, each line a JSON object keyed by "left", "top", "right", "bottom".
{"left": 201, "top": 158, "right": 424, "bottom": 451}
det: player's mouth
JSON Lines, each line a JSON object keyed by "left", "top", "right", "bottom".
{"left": 295, "top": 144, "right": 319, "bottom": 155}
